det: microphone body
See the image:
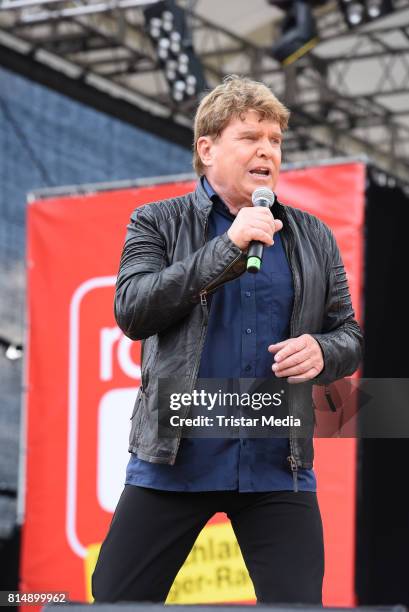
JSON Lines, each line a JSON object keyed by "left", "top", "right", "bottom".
{"left": 247, "top": 188, "right": 276, "bottom": 274}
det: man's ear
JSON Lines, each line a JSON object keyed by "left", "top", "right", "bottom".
{"left": 196, "top": 136, "right": 215, "bottom": 168}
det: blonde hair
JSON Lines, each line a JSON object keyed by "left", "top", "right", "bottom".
{"left": 193, "top": 75, "right": 290, "bottom": 175}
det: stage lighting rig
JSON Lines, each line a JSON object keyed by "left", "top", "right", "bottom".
{"left": 144, "top": 0, "right": 207, "bottom": 105}
{"left": 338, "top": 0, "right": 394, "bottom": 28}
{"left": 268, "top": 0, "right": 319, "bottom": 65}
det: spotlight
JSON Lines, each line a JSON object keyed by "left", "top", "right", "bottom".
{"left": 366, "top": 0, "right": 393, "bottom": 18}
{"left": 5, "top": 345, "right": 23, "bottom": 360}
{"left": 270, "top": 0, "right": 319, "bottom": 65}
{"left": 347, "top": 1, "right": 365, "bottom": 24}
{"left": 144, "top": 0, "right": 207, "bottom": 104}
{"left": 0, "top": 336, "right": 23, "bottom": 360}
{"left": 338, "top": 0, "right": 394, "bottom": 28}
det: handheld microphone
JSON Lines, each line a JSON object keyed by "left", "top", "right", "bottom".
{"left": 247, "top": 187, "right": 276, "bottom": 274}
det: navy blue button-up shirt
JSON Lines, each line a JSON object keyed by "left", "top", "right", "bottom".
{"left": 126, "top": 179, "right": 316, "bottom": 491}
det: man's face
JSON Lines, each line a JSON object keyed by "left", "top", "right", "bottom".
{"left": 198, "top": 109, "right": 282, "bottom": 211}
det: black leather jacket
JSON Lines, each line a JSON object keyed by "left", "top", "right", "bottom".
{"left": 115, "top": 181, "right": 362, "bottom": 480}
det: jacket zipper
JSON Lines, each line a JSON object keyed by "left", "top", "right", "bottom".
{"left": 190, "top": 246, "right": 243, "bottom": 393}
{"left": 190, "top": 235, "right": 243, "bottom": 391}
{"left": 200, "top": 291, "right": 208, "bottom": 317}
{"left": 283, "top": 213, "right": 301, "bottom": 493}
{"left": 199, "top": 252, "right": 243, "bottom": 296}
{"left": 325, "top": 385, "right": 336, "bottom": 412}
{"left": 287, "top": 455, "right": 299, "bottom": 493}
{"left": 172, "top": 217, "right": 212, "bottom": 462}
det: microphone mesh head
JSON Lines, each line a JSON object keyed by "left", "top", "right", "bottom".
{"left": 251, "top": 187, "right": 275, "bottom": 206}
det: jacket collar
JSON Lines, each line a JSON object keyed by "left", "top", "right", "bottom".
{"left": 193, "top": 178, "right": 214, "bottom": 218}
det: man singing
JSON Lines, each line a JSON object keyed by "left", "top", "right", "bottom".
{"left": 92, "top": 75, "right": 362, "bottom": 604}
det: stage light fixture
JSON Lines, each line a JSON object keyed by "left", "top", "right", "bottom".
{"left": 5, "top": 345, "right": 23, "bottom": 360}
{"left": 338, "top": 0, "right": 394, "bottom": 28}
{"left": 270, "top": 0, "right": 319, "bottom": 65}
{"left": 0, "top": 335, "right": 23, "bottom": 360}
{"left": 347, "top": 1, "right": 365, "bottom": 25}
{"left": 366, "top": 0, "right": 391, "bottom": 17}
{"left": 144, "top": 0, "right": 207, "bottom": 104}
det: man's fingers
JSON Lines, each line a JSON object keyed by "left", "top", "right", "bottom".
{"left": 251, "top": 219, "right": 276, "bottom": 235}
{"left": 269, "top": 334, "right": 324, "bottom": 380}
{"left": 251, "top": 209, "right": 281, "bottom": 229}
{"left": 273, "top": 360, "right": 313, "bottom": 378}
{"left": 272, "top": 348, "right": 309, "bottom": 372}
{"left": 229, "top": 206, "right": 283, "bottom": 251}
{"left": 270, "top": 338, "right": 307, "bottom": 362}
{"left": 248, "top": 228, "right": 274, "bottom": 246}
{"left": 268, "top": 339, "right": 290, "bottom": 353}
{"left": 274, "top": 219, "right": 283, "bottom": 232}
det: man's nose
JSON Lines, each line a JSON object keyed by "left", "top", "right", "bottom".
{"left": 256, "top": 139, "right": 274, "bottom": 158}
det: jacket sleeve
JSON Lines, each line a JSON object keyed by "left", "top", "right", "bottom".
{"left": 114, "top": 204, "right": 243, "bottom": 340}
{"left": 311, "top": 226, "right": 363, "bottom": 384}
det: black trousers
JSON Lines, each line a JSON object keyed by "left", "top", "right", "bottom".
{"left": 92, "top": 485, "right": 324, "bottom": 605}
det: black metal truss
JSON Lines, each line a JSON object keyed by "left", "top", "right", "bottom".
{"left": 0, "top": 0, "right": 408, "bottom": 179}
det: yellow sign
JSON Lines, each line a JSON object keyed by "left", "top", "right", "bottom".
{"left": 166, "top": 520, "right": 256, "bottom": 604}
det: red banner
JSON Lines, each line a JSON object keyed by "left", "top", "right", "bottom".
{"left": 22, "top": 162, "right": 365, "bottom": 605}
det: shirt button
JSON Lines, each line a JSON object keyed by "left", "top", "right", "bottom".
{"left": 246, "top": 328, "right": 252, "bottom": 334}
{"left": 245, "top": 291, "right": 251, "bottom": 297}
{"left": 245, "top": 365, "right": 251, "bottom": 372}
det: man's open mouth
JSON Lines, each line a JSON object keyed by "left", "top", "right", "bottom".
{"left": 249, "top": 167, "right": 270, "bottom": 176}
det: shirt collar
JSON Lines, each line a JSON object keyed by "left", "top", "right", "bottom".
{"left": 201, "top": 176, "right": 235, "bottom": 220}
{"left": 202, "top": 175, "right": 217, "bottom": 200}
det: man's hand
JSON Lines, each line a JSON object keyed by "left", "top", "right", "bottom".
{"left": 227, "top": 206, "right": 283, "bottom": 251}
{"left": 268, "top": 334, "right": 324, "bottom": 383}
